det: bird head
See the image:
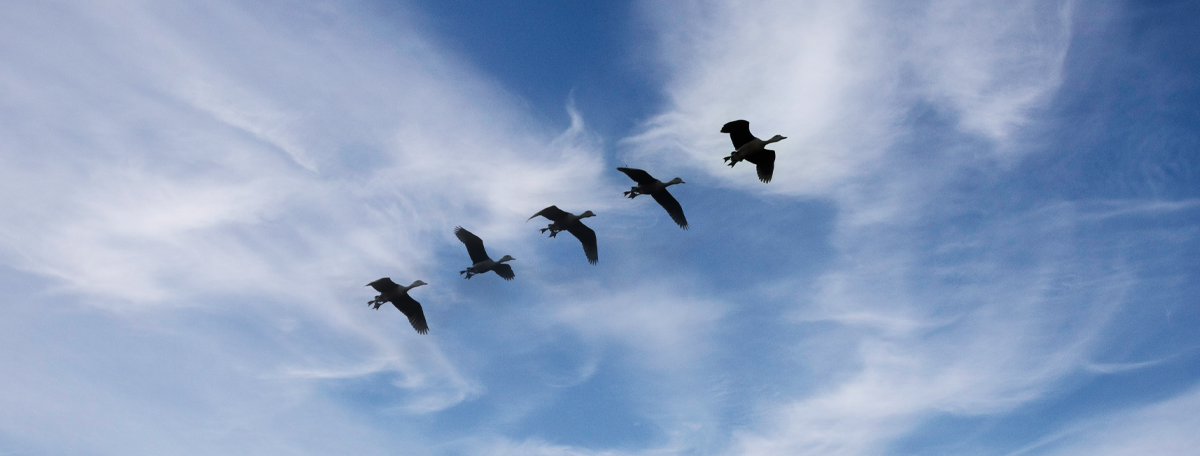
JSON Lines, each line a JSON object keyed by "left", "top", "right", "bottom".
{"left": 580, "top": 210, "right": 596, "bottom": 218}
{"left": 498, "top": 255, "right": 516, "bottom": 263}
{"left": 667, "top": 177, "right": 685, "bottom": 186}
{"left": 768, "top": 134, "right": 787, "bottom": 143}
{"left": 410, "top": 280, "right": 428, "bottom": 288}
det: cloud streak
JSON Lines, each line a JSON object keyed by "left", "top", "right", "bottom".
{"left": 0, "top": 0, "right": 615, "bottom": 452}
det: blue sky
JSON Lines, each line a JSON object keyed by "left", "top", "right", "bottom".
{"left": 1, "top": 0, "right": 1199, "bottom": 454}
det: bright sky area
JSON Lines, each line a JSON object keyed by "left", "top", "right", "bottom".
{"left": 1, "top": 0, "right": 1199, "bottom": 455}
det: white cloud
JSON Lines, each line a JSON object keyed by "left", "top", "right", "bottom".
{"left": 545, "top": 282, "right": 725, "bottom": 369}
{"left": 627, "top": 0, "right": 1074, "bottom": 197}
{"left": 1012, "top": 385, "right": 1200, "bottom": 456}
{"left": 0, "top": 0, "right": 615, "bottom": 451}
{"left": 624, "top": 0, "right": 1107, "bottom": 455}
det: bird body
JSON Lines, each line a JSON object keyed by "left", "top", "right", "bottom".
{"left": 616, "top": 167, "right": 689, "bottom": 229}
{"left": 721, "top": 120, "right": 786, "bottom": 183}
{"left": 366, "top": 278, "right": 429, "bottom": 334}
{"left": 455, "top": 226, "right": 516, "bottom": 280}
{"left": 528, "top": 205, "right": 598, "bottom": 264}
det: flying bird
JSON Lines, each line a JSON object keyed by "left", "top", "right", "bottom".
{"left": 616, "top": 167, "right": 688, "bottom": 229}
{"left": 454, "top": 226, "right": 516, "bottom": 280}
{"left": 366, "top": 278, "right": 429, "bottom": 334}
{"left": 721, "top": 119, "right": 786, "bottom": 183}
{"left": 528, "top": 205, "right": 598, "bottom": 264}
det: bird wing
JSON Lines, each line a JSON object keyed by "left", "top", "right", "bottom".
{"left": 651, "top": 190, "right": 689, "bottom": 229}
{"left": 391, "top": 294, "right": 429, "bottom": 334}
{"left": 369, "top": 277, "right": 399, "bottom": 293}
{"left": 455, "top": 226, "right": 491, "bottom": 264}
{"left": 616, "top": 167, "right": 656, "bottom": 185}
{"left": 721, "top": 120, "right": 756, "bottom": 150}
{"left": 528, "top": 205, "right": 569, "bottom": 222}
{"left": 566, "top": 222, "right": 598, "bottom": 265}
{"left": 744, "top": 149, "right": 775, "bottom": 183}
{"left": 493, "top": 263, "right": 515, "bottom": 281}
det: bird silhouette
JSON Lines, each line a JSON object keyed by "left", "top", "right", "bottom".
{"left": 366, "top": 278, "right": 429, "bottom": 334}
{"left": 528, "top": 205, "right": 598, "bottom": 264}
{"left": 455, "top": 226, "right": 516, "bottom": 280}
{"left": 721, "top": 120, "right": 786, "bottom": 183}
{"left": 616, "top": 167, "right": 688, "bottom": 229}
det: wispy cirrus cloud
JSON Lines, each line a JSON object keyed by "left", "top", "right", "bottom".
{"left": 0, "top": 0, "right": 614, "bottom": 451}
{"left": 620, "top": 0, "right": 1135, "bottom": 455}
{"left": 1010, "top": 384, "right": 1200, "bottom": 456}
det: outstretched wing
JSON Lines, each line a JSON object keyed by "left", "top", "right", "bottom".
{"left": 454, "top": 226, "right": 490, "bottom": 264}
{"left": 616, "top": 167, "right": 656, "bottom": 185}
{"left": 528, "top": 205, "right": 569, "bottom": 223}
{"left": 744, "top": 149, "right": 775, "bottom": 183}
{"left": 566, "top": 222, "right": 598, "bottom": 265}
{"left": 391, "top": 294, "right": 429, "bottom": 334}
{"left": 368, "top": 277, "right": 399, "bottom": 293}
{"left": 721, "top": 120, "right": 756, "bottom": 150}
{"left": 493, "top": 263, "right": 515, "bottom": 281}
{"left": 651, "top": 190, "right": 689, "bottom": 229}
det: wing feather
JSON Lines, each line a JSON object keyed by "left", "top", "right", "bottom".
{"left": 744, "top": 149, "right": 775, "bottom": 183}
{"left": 454, "top": 226, "right": 490, "bottom": 264}
{"left": 369, "top": 277, "right": 399, "bottom": 293}
{"left": 616, "top": 167, "right": 656, "bottom": 185}
{"left": 651, "top": 190, "right": 689, "bottom": 229}
{"left": 392, "top": 294, "right": 429, "bottom": 334}
{"left": 528, "top": 205, "right": 569, "bottom": 222}
{"left": 493, "top": 263, "right": 515, "bottom": 281}
{"left": 566, "top": 222, "right": 598, "bottom": 264}
{"left": 721, "top": 120, "right": 756, "bottom": 150}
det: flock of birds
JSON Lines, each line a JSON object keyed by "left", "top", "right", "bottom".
{"left": 367, "top": 120, "right": 786, "bottom": 334}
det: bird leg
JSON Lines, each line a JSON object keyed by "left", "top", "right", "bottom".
{"left": 460, "top": 269, "right": 475, "bottom": 279}
{"left": 540, "top": 225, "right": 562, "bottom": 238}
{"left": 725, "top": 152, "right": 738, "bottom": 167}
{"left": 623, "top": 187, "right": 641, "bottom": 199}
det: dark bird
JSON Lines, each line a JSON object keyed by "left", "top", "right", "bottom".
{"left": 616, "top": 167, "right": 688, "bottom": 229}
{"left": 527, "top": 205, "right": 598, "bottom": 264}
{"left": 454, "top": 226, "right": 516, "bottom": 280}
{"left": 721, "top": 120, "right": 786, "bottom": 183}
{"left": 366, "top": 278, "right": 429, "bottom": 334}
